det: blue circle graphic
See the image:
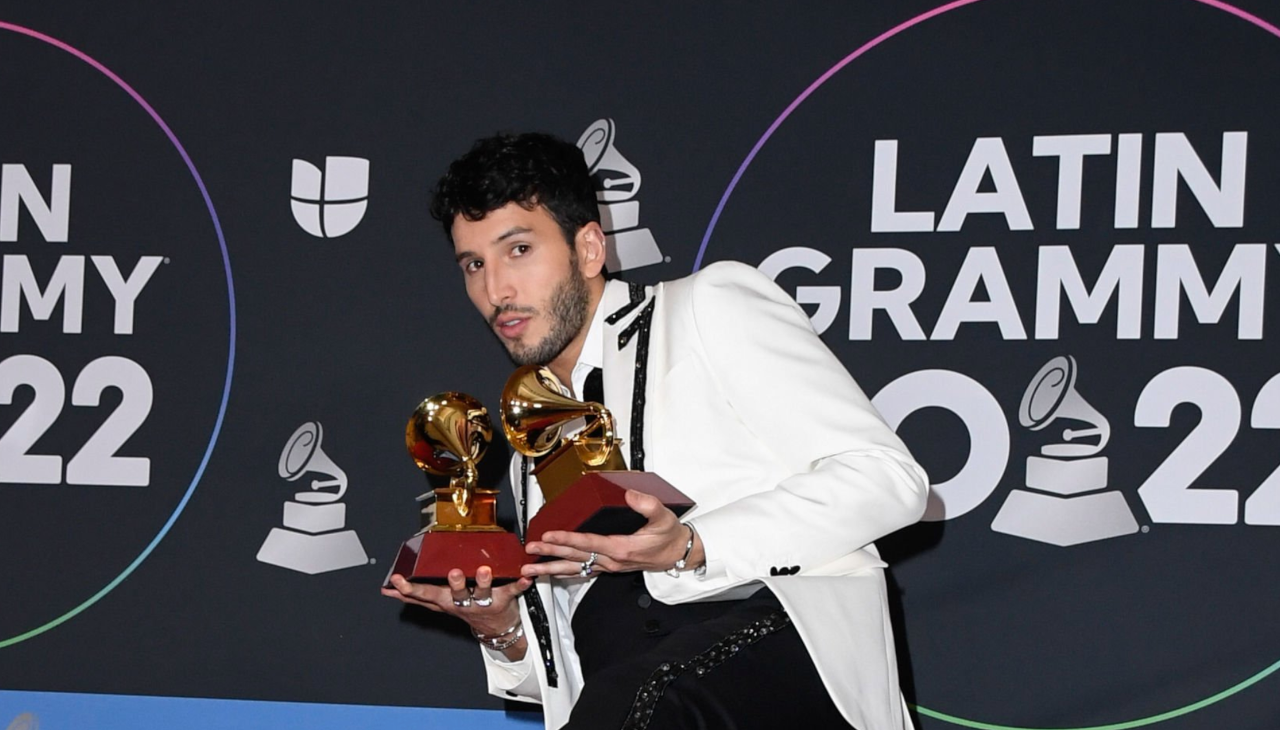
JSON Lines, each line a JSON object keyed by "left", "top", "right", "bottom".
{"left": 0, "top": 22, "right": 236, "bottom": 648}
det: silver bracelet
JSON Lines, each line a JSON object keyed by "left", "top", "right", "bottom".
{"left": 482, "top": 626, "right": 525, "bottom": 651}
{"left": 665, "top": 524, "right": 697, "bottom": 578}
{"left": 472, "top": 621, "right": 521, "bottom": 641}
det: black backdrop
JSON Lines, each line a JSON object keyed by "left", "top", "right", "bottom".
{"left": 2, "top": 2, "right": 1279, "bottom": 728}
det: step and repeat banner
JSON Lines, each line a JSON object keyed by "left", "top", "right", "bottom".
{"left": 2, "top": 1, "right": 1278, "bottom": 728}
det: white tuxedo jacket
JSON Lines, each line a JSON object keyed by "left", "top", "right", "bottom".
{"left": 484, "top": 261, "right": 929, "bottom": 730}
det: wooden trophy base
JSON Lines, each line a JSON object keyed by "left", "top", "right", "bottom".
{"left": 385, "top": 530, "right": 530, "bottom": 587}
{"left": 527, "top": 471, "right": 694, "bottom": 543}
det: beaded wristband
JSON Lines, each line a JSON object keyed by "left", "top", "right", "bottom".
{"left": 472, "top": 621, "right": 521, "bottom": 642}
{"left": 484, "top": 626, "right": 525, "bottom": 651}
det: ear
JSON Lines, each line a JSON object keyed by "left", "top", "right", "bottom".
{"left": 575, "top": 221, "right": 609, "bottom": 279}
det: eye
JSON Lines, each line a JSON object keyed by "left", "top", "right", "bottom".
{"left": 511, "top": 243, "right": 531, "bottom": 257}
{"left": 462, "top": 259, "right": 483, "bottom": 274}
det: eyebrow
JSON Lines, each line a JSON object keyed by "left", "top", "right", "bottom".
{"left": 454, "top": 226, "right": 535, "bottom": 263}
{"left": 495, "top": 225, "right": 533, "bottom": 242}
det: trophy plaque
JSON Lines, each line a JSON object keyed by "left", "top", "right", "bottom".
{"left": 385, "top": 392, "right": 530, "bottom": 586}
{"left": 501, "top": 365, "right": 694, "bottom": 539}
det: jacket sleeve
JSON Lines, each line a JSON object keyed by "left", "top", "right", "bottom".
{"left": 478, "top": 597, "right": 542, "bottom": 705}
{"left": 477, "top": 455, "right": 542, "bottom": 704}
{"left": 647, "top": 262, "right": 929, "bottom": 601}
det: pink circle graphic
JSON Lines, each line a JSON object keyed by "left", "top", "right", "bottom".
{"left": 693, "top": 1, "right": 1280, "bottom": 727}
{"left": 0, "top": 21, "right": 237, "bottom": 648}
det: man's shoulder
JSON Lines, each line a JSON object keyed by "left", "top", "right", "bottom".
{"left": 664, "top": 259, "right": 765, "bottom": 288}
{"left": 655, "top": 258, "right": 793, "bottom": 321}
{"left": 660, "top": 260, "right": 780, "bottom": 301}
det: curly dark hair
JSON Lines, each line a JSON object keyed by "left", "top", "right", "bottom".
{"left": 429, "top": 132, "right": 599, "bottom": 247}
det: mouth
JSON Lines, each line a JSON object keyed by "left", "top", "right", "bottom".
{"left": 493, "top": 313, "right": 531, "bottom": 340}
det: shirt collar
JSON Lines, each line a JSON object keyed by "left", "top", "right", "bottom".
{"left": 569, "top": 291, "right": 607, "bottom": 398}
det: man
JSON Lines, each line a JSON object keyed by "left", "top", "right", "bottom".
{"left": 383, "top": 132, "right": 928, "bottom": 730}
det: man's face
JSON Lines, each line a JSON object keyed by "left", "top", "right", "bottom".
{"left": 451, "top": 202, "right": 592, "bottom": 367}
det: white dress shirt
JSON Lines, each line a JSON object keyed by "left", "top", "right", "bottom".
{"left": 479, "top": 288, "right": 609, "bottom": 694}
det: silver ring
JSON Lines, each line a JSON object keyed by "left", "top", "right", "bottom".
{"left": 452, "top": 597, "right": 472, "bottom": 608}
{"left": 579, "top": 551, "right": 598, "bottom": 577}
{"left": 472, "top": 595, "right": 494, "bottom": 607}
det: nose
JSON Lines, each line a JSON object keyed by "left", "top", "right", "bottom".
{"left": 484, "top": 261, "right": 515, "bottom": 308}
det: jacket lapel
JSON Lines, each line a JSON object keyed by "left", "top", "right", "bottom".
{"left": 599, "top": 280, "right": 652, "bottom": 470}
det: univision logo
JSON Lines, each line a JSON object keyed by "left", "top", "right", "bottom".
{"left": 290, "top": 156, "right": 369, "bottom": 238}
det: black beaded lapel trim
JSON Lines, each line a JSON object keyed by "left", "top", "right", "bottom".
{"left": 519, "top": 457, "right": 558, "bottom": 688}
{"left": 620, "top": 610, "right": 793, "bottom": 730}
{"left": 520, "top": 457, "right": 530, "bottom": 539}
{"left": 620, "top": 299, "right": 655, "bottom": 470}
{"left": 617, "top": 298, "right": 653, "bottom": 351}
{"left": 605, "top": 281, "right": 647, "bottom": 325}
{"left": 514, "top": 281, "right": 653, "bottom": 691}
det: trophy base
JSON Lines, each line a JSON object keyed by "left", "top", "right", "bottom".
{"left": 257, "top": 527, "right": 369, "bottom": 575}
{"left": 605, "top": 227, "right": 663, "bottom": 271}
{"left": 1026, "top": 455, "right": 1108, "bottom": 495}
{"left": 532, "top": 439, "right": 628, "bottom": 503}
{"left": 433, "top": 486, "right": 501, "bottom": 530}
{"left": 991, "top": 489, "right": 1139, "bottom": 546}
{"left": 528, "top": 471, "right": 694, "bottom": 544}
{"left": 384, "top": 530, "right": 531, "bottom": 588}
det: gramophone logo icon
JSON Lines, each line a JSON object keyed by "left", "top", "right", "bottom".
{"left": 577, "top": 118, "right": 664, "bottom": 272}
{"left": 257, "top": 422, "right": 369, "bottom": 573}
{"left": 991, "top": 356, "right": 1139, "bottom": 546}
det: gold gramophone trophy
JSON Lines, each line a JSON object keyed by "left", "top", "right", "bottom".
{"left": 385, "top": 392, "right": 530, "bottom": 586}
{"left": 501, "top": 365, "right": 693, "bottom": 538}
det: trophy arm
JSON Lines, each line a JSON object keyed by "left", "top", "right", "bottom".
{"left": 309, "top": 472, "right": 348, "bottom": 501}
{"left": 575, "top": 407, "right": 618, "bottom": 467}
{"left": 450, "top": 479, "right": 471, "bottom": 518}
{"left": 450, "top": 462, "right": 478, "bottom": 517}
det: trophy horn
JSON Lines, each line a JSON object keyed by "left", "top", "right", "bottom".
{"left": 501, "top": 365, "right": 617, "bottom": 466}
{"left": 577, "top": 118, "right": 642, "bottom": 203}
{"left": 278, "top": 421, "right": 348, "bottom": 503}
{"left": 1019, "top": 356, "right": 1111, "bottom": 458}
{"left": 406, "top": 392, "right": 493, "bottom": 517}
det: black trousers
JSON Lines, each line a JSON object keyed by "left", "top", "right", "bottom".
{"left": 565, "top": 572, "right": 856, "bottom": 730}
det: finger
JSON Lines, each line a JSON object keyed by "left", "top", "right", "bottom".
{"left": 590, "top": 553, "right": 623, "bottom": 573}
{"left": 521, "top": 558, "right": 600, "bottom": 579}
{"left": 472, "top": 566, "right": 494, "bottom": 605}
{"left": 386, "top": 593, "right": 445, "bottom": 612}
{"left": 533, "top": 529, "right": 617, "bottom": 556}
{"left": 526, "top": 539, "right": 597, "bottom": 562}
{"left": 625, "top": 489, "right": 670, "bottom": 522}
{"left": 447, "top": 569, "right": 472, "bottom": 607}
{"left": 388, "top": 574, "right": 437, "bottom": 601}
{"left": 380, "top": 583, "right": 447, "bottom": 611}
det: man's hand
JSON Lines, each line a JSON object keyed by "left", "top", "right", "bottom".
{"left": 523, "top": 489, "right": 704, "bottom": 577}
{"left": 380, "top": 566, "right": 533, "bottom": 648}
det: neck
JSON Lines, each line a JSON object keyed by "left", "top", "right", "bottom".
{"left": 545, "top": 280, "right": 605, "bottom": 389}
{"left": 545, "top": 355, "right": 577, "bottom": 392}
